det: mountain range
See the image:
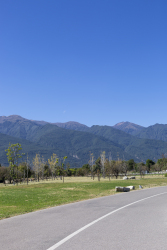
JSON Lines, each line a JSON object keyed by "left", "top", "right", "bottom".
{"left": 1, "top": 115, "right": 167, "bottom": 167}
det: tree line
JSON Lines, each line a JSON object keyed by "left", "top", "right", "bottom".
{"left": 0, "top": 144, "right": 167, "bottom": 184}
{"left": 79, "top": 152, "right": 167, "bottom": 180}
{"left": 0, "top": 143, "right": 69, "bottom": 184}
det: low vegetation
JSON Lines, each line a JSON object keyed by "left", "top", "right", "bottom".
{"left": 1, "top": 175, "right": 167, "bottom": 220}
{"left": 1, "top": 144, "right": 167, "bottom": 220}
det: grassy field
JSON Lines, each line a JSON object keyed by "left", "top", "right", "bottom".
{"left": 0, "top": 175, "right": 167, "bottom": 220}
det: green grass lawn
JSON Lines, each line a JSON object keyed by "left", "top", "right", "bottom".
{"left": 0, "top": 176, "right": 167, "bottom": 220}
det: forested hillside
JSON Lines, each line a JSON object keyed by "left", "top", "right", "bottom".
{"left": 0, "top": 133, "right": 79, "bottom": 166}
{"left": 86, "top": 125, "right": 167, "bottom": 162}
{"left": 1, "top": 115, "right": 167, "bottom": 166}
{"left": 135, "top": 124, "right": 167, "bottom": 143}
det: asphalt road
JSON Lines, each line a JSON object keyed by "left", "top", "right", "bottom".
{"left": 1, "top": 186, "right": 167, "bottom": 250}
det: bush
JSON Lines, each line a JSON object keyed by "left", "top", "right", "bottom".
{"left": 164, "top": 173, "right": 167, "bottom": 177}
{"left": 76, "top": 168, "right": 85, "bottom": 176}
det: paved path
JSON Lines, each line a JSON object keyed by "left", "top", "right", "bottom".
{"left": 1, "top": 186, "right": 167, "bottom": 250}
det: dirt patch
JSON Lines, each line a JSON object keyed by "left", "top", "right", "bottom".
{"left": 0, "top": 206, "right": 17, "bottom": 208}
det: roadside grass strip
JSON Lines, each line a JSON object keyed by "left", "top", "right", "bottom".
{"left": 0, "top": 176, "right": 167, "bottom": 219}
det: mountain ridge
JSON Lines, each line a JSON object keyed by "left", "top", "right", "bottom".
{"left": 1, "top": 115, "right": 167, "bottom": 166}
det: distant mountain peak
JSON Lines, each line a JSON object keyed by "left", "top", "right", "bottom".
{"left": 113, "top": 121, "right": 144, "bottom": 135}
{"left": 54, "top": 121, "right": 89, "bottom": 131}
{"left": 114, "top": 122, "right": 127, "bottom": 126}
{"left": 114, "top": 121, "right": 143, "bottom": 128}
{"left": 0, "top": 115, "right": 27, "bottom": 123}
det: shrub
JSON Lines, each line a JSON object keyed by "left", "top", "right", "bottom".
{"left": 164, "top": 173, "right": 167, "bottom": 177}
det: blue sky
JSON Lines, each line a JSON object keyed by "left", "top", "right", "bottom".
{"left": 0, "top": 0, "right": 167, "bottom": 127}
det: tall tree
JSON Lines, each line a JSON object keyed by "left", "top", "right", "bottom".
{"left": 105, "top": 159, "right": 112, "bottom": 181}
{"left": 89, "top": 152, "right": 95, "bottom": 179}
{"left": 61, "top": 156, "right": 67, "bottom": 183}
{"left": 121, "top": 160, "right": 129, "bottom": 176}
{"left": 5, "top": 143, "right": 24, "bottom": 183}
{"left": 100, "top": 151, "right": 106, "bottom": 178}
{"left": 94, "top": 157, "right": 101, "bottom": 181}
{"left": 48, "top": 153, "right": 58, "bottom": 180}
{"left": 127, "top": 159, "right": 136, "bottom": 171}
{"left": 156, "top": 155, "right": 167, "bottom": 172}
{"left": 82, "top": 164, "right": 90, "bottom": 176}
{"left": 137, "top": 162, "right": 146, "bottom": 178}
{"left": 111, "top": 160, "right": 121, "bottom": 179}
{"left": 41, "top": 156, "right": 45, "bottom": 180}
{"left": 146, "top": 159, "right": 155, "bottom": 172}
{"left": 18, "top": 161, "right": 31, "bottom": 183}
{"left": 33, "top": 153, "right": 41, "bottom": 182}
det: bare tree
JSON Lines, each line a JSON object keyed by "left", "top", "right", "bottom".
{"left": 89, "top": 152, "right": 95, "bottom": 179}
{"left": 105, "top": 159, "right": 112, "bottom": 181}
{"left": 106, "top": 152, "right": 113, "bottom": 180}
{"left": 41, "top": 156, "right": 45, "bottom": 180}
{"left": 61, "top": 156, "right": 67, "bottom": 183}
{"left": 137, "top": 162, "right": 146, "bottom": 178}
{"left": 26, "top": 154, "right": 30, "bottom": 185}
{"left": 121, "top": 160, "right": 129, "bottom": 176}
{"left": 48, "top": 153, "right": 58, "bottom": 180}
{"left": 100, "top": 151, "right": 106, "bottom": 178}
{"left": 94, "top": 157, "right": 101, "bottom": 181}
{"left": 33, "top": 154, "right": 41, "bottom": 182}
{"left": 111, "top": 160, "right": 122, "bottom": 179}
